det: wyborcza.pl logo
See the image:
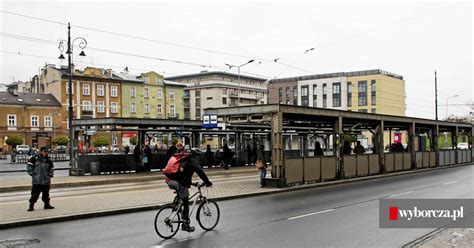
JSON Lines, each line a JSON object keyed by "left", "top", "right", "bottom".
{"left": 380, "top": 199, "right": 473, "bottom": 228}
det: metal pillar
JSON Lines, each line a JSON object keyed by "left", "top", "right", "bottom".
{"left": 378, "top": 120, "right": 385, "bottom": 173}
{"left": 409, "top": 122, "right": 416, "bottom": 169}
{"left": 454, "top": 126, "right": 459, "bottom": 164}
{"left": 335, "top": 116, "right": 342, "bottom": 179}
{"left": 434, "top": 124, "right": 439, "bottom": 166}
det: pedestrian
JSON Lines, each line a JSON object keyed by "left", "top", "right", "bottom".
{"left": 222, "top": 144, "right": 231, "bottom": 169}
{"left": 124, "top": 146, "right": 130, "bottom": 154}
{"left": 26, "top": 147, "right": 54, "bottom": 211}
{"left": 133, "top": 144, "right": 142, "bottom": 173}
{"left": 342, "top": 141, "right": 352, "bottom": 155}
{"left": 246, "top": 144, "right": 252, "bottom": 166}
{"left": 314, "top": 141, "right": 324, "bottom": 156}
{"left": 256, "top": 144, "right": 267, "bottom": 187}
{"left": 143, "top": 144, "right": 152, "bottom": 172}
{"left": 353, "top": 141, "right": 365, "bottom": 155}
{"left": 251, "top": 142, "right": 257, "bottom": 165}
{"left": 205, "top": 144, "right": 214, "bottom": 167}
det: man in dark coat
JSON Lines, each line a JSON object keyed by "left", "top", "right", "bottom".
{"left": 26, "top": 147, "right": 54, "bottom": 211}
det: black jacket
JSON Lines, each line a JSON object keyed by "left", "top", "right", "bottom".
{"left": 173, "top": 155, "right": 210, "bottom": 187}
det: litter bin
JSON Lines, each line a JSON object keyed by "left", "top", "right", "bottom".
{"left": 90, "top": 161, "right": 101, "bottom": 175}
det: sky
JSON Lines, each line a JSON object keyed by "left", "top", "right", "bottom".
{"left": 0, "top": 0, "right": 472, "bottom": 120}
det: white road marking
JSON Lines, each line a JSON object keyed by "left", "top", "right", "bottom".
{"left": 389, "top": 191, "right": 413, "bottom": 198}
{"left": 442, "top": 181, "right": 458, "bottom": 185}
{"left": 288, "top": 209, "right": 335, "bottom": 220}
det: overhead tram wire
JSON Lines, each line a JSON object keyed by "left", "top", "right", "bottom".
{"left": 0, "top": 10, "right": 315, "bottom": 75}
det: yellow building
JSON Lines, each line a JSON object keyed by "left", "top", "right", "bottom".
{"left": 346, "top": 70, "right": 405, "bottom": 116}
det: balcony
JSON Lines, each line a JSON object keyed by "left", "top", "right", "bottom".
{"left": 229, "top": 92, "right": 239, "bottom": 97}
{"left": 184, "top": 103, "right": 191, "bottom": 108}
{"left": 82, "top": 110, "right": 93, "bottom": 119}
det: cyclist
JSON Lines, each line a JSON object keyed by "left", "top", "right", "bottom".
{"left": 166, "top": 143, "right": 213, "bottom": 232}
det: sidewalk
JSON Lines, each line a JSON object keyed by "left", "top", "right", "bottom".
{"left": 405, "top": 229, "right": 474, "bottom": 247}
{"left": 0, "top": 163, "right": 471, "bottom": 229}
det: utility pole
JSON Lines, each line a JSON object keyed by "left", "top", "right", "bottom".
{"left": 435, "top": 70, "right": 438, "bottom": 120}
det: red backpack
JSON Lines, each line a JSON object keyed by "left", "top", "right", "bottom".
{"left": 163, "top": 153, "right": 190, "bottom": 181}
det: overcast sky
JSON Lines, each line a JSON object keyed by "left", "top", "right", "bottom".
{"left": 0, "top": 0, "right": 472, "bottom": 119}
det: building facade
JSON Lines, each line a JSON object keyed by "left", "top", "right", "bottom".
{"left": 0, "top": 92, "right": 62, "bottom": 151}
{"left": 268, "top": 69, "right": 406, "bottom": 116}
{"left": 166, "top": 71, "right": 267, "bottom": 120}
{"left": 39, "top": 65, "right": 122, "bottom": 147}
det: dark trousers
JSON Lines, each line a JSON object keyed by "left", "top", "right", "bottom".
{"left": 29, "top": 184, "right": 50, "bottom": 205}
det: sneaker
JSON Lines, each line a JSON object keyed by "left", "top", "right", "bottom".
{"left": 182, "top": 224, "right": 195, "bottom": 232}
{"left": 27, "top": 206, "right": 34, "bottom": 212}
{"left": 44, "top": 205, "right": 55, "bottom": 210}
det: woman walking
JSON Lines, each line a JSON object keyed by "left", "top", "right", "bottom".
{"left": 256, "top": 144, "right": 267, "bottom": 187}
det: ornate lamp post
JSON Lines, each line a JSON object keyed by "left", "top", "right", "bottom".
{"left": 58, "top": 22, "right": 87, "bottom": 171}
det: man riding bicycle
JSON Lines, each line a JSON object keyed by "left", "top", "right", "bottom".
{"left": 165, "top": 143, "right": 213, "bottom": 232}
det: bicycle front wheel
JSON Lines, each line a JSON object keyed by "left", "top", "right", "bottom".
{"left": 196, "top": 200, "right": 220, "bottom": 231}
{"left": 154, "top": 205, "right": 181, "bottom": 239}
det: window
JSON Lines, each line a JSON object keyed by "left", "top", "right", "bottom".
{"left": 97, "top": 85, "right": 104, "bottom": 96}
{"left": 322, "top": 83, "right": 327, "bottom": 108}
{"left": 144, "top": 103, "right": 150, "bottom": 113}
{"left": 371, "top": 80, "right": 376, "bottom": 106}
{"left": 83, "top": 100, "right": 92, "bottom": 111}
{"left": 371, "top": 108, "right": 376, "bottom": 113}
{"left": 279, "top": 88, "right": 283, "bottom": 98}
{"left": 143, "top": 76, "right": 149, "bottom": 84}
{"left": 195, "top": 89, "right": 201, "bottom": 97}
{"left": 111, "top": 86, "right": 118, "bottom": 97}
{"left": 332, "top": 82, "right": 341, "bottom": 107}
{"left": 286, "top": 87, "right": 290, "bottom": 98}
{"left": 313, "top": 95, "right": 318, "bottom": 107}
{"left": 111, "top": 102, "right": 118, "bottom": 113}
{"left": 44, "top": 116, "right": 52, "bottom": 127}
{"left": 157, "top": 104, "right": 162, "bottom": 114}
{"left": 347, "top": 82, "right": 352, "bottom": 107}
{"left": 169, "top": 105, "right": 176, "bottom": 117}
{"left": 66, "top": 82, "right": 74, "bottom": 95}
{"left": 130, "top": 102, "right": 136, "bottom": 113}
{"left": 157, "top": 89, "right": 163, "bottom": 99}
{"left": 358, "top": 81, "right": 367, "bottom": 106}
{"left": 358, "top": 109, "right": 368, "bottom": 113}
{"left": 293, "top": 87, "right": 298, "bottom": 97}
{"left": 83, "top": 83, "right": 90, "bottom": 96}
{"left": 130, "top": 87, "right": 136, "bottom": 97}
{"left": 7, "top": 114, "right": 16, "bottom": 127}
{"left": 222, "top": 97, "right": 227, "bottom": 105}
{"left": 222, "top": 88, "right": 227, "bottom": 94}
{"left": 169, "top": 90, "right": 175, "bottom": 100}
{"left": 97, "top": 101, "right": 105, "bottom": 113}
{"left": 144, "top": 87, "right": 149, "bottom": 98}
{"left": 31, "top": 115, "right": 39, "bottom": 127}
{"left": 301, "top": 86, "right": 308, "bottom": 97}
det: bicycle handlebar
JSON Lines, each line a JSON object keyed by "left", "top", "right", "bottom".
{"left": 191, "top": 182, "right": 207, "bottom": 189}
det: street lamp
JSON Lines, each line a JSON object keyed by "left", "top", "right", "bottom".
{"left": 225, "top": 59, "right": 254, "bottom": 106}
{"left": 445, "top": 94, "right": 459, "bottom": 119}
{"left": 58, "top": 22, "right": 87, "bottom": 171}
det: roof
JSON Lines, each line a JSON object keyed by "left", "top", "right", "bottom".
{"left": 164, "top": 80, "right": 186, "bottom": 87}
{"left": 165, "top": 71, "right": 267, "bottom": 82}
{"left": 113, "top": 72, "right": 143, "bottom": 83}
{"left": 0, "top": 92, "right": 61, "bottom": 107}
{"left": 269, "top": 69, "right": 403, "bottom": 84}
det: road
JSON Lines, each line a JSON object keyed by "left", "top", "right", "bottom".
{"left": 0, "top": 164, "right": 472, "bottom": 248}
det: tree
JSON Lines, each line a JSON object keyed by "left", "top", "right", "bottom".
{"left": 130, "top": 136, "right": 138, "bottom": 145}
{"left": 52, "top": 136, "right": 69, "bottom": 146}
{"left": 92, "top": 136, "right": 109, "bottom": 147}
{"left": 6, "top": 135, "right": 23, "bottom": 147}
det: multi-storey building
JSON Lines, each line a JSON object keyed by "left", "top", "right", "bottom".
{"left": 117, "top": 71, "right": 185, "bottom": 120}
{"left": 0, "top": 92, "right": 62, "bottom": 151}
{"left": 165, "top": 71, "right": 267, "bottom": 120}
{"left": 39, "top": 65, "right": 122, "bottom": 146}
{"left": 268, "top": 69, "right": 406, "bottom": 116}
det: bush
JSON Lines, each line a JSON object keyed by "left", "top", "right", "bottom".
{"left": 52, "top": 136, "right": 69, "bottom": 146}
{"left": 92, "top": 136, "right": 109, "bottom": 147}
{"left": 130, "top": 136, "right": 138, "bottom": 145}
{"left": 6, "top": 135, "right": 23, "bottom": 146}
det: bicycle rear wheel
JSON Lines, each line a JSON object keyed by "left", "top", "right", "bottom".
{"left": 154, "top": 205, "right": 181, "bottom": 239}
{"left": 196, "top": 200, "right": 220, "bottom": 231}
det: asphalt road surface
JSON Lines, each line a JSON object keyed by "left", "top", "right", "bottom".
{"left": 0, "top": 164, "right": 472, "bottom": 248}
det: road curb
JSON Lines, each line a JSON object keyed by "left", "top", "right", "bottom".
{"left": 0, "top": 163, "right": 471, "bottom": 229}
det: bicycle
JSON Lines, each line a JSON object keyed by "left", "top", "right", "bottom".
{"left": 154, "top": 182, "right": 220, "bottom": 239}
